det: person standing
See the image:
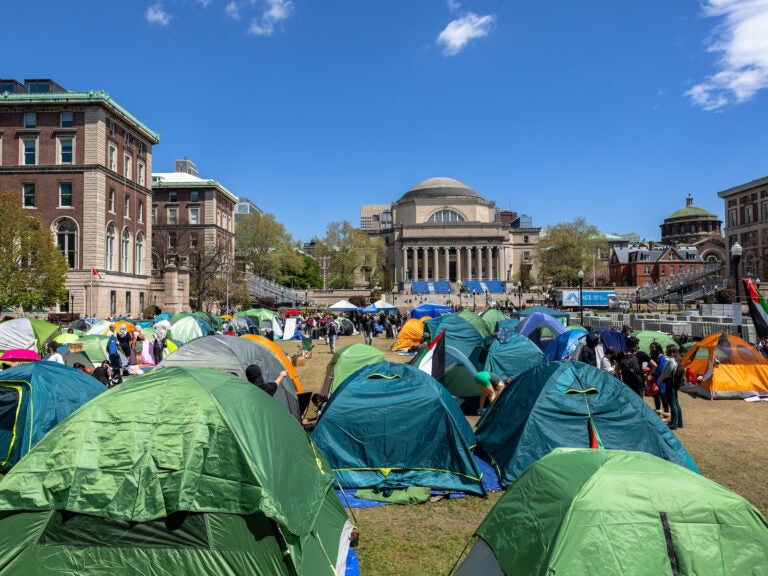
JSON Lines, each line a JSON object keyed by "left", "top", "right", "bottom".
{"left": 363, "top": 314, "right": 374, "bottom": 346}
{"left": 578, "top": 333, "right": 600, "bottom": 367}
{"left": 106, "top": 324, "right": 121, "bottom": 371}
{"left": 327, "top": 318, "right": 339, "bottom": 354}
{"left": 46, "top": 341, "right": 64, "bottom": 364}
{"left": 664, "top": 344, "right": 684, "bottom": 430}
{"left": 648, "top": 342, "right": 670, "bottom": 416}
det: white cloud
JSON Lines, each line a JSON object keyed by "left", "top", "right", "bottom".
{"left": 248, "top": 0, "right": 293, "bottom": 36}
{"left": 437, "top": 12, "right": 495, "bottom": 56}
{"left": 197, "top": 0, "right": 212, "bottom": 7}
{"left": 225, "top": 1, "right": 240, "bottom": 19}
{"left": 447, "top": 0, "right": 461, "bottom": 12}
{"left": 146, "top": 3, "right": 172, "bottom": 26}
{"left": 687, "top": 0, "right": 768, "bottom": 110}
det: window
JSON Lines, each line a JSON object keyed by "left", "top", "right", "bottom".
{"left": 644, "top": 265, "right": 651, "bottom": 274}
{"left": 59, "top": 137, "right": 73, "bottom": 164}
{"left": 56, "top": 219, "right": 77, "bottom": 268}
{"left": 168, "top": 191, "right": 177, "bottom": 203}
{"left": 124, "top": 195, "right": 130, "bottom": 218}
{"left": 124, "top": 154, "right": 131, "bottom": 179}
{"left": 524, "top": 235, "right": 529, "bottom": 244}
{"left": 745, "top": 205, "right": 754, "bottom": 224}
{"left": 109, "top": 188, "right": 115, "bottom": 212}
{"left": 138, "top": 200, "right": 144, "bottom": 223}
{"left": 138, "top": 141, "right": 144, "bottom": 155}
{"left": 139, "top": 292, "right": 145, "bottom": 311}
{"left": 125, "top": 292, "right": 131, "bottom": 315}
{"left": 110, "top": 290, "right": 116, "bottom": 316}
{"left": 121, "top": 229, "right": 130, "bottom": 273}
{"left": 168, "top": 207, "right": 178, "bottom": 225}
{"left": 124, "top": 132, "right": 131, "bottom": 148}
{"left": 60, "top": 112, "right": 73, "bottom": 128}
{"left": 23, "top": 183, "right": 35, "bottom": 207}
{"left": 138, "top": 162, "right": 145, "bottom": 186}
{"left": 169, "top": 232, "right": 177, "bottom": 248}
{"left": 426, "top": 209, "right": 465, "bottom": 223}
{"left": 108, "top": 145, "right": 117, "bottom": 171}
{"left": 523, "top": 251, "right": 530, "bottom": 261}
{"left": 26, "top": 82, "right": 50, "bottom": 94}
{"left": 151, "top": 206, "right": 157, "bottom": 224}
{"left": 59, "top": 183, "right": 73, "bottom": 207}
{"left": 22, "top": 138, "right": 36, "bottom": 165}
{"left": 728, "top": 209, "right": 737, "bottom": 227}
{"left": 23, "top": 113, "right": 36, "bottom": 128}
{"left": 661, "top": 265, "right": 666, "bottom": 275}
{"left": 109, "top": 121, "right": 115, "bottom": 136}
{"left": 106, "top": 224, "right": 115, "bottom": 271}
{"left": 190, "top": 233, "right": 198, "bottom": 249}
{"left": 136, "top": 233, "right": 144, "bottom": 275}
{"left": 190, "top": 207, "right": 199, "bottom": 225}
{"left": 190, "top": 191, "right": 199, "bottom": 202}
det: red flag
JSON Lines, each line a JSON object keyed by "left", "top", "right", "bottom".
{"left": 588, "top": 418, "right": 604, "bottom": 449}
{"left": 91, "top": 268, "right": 103, "bottom": 279}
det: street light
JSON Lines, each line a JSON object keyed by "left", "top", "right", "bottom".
{"left": 635, "top": 287, "right": 639, "bottom": 312}
{"left": 305, "top": 283, "right": 310, "bottom": 306}
{"left": 666, "top": 283, "right": 671, "bottom": 314}
{"left": 517, "top": 280, "right": 522, "bottom": 309}
{"left": 578, "top": 269, "right": 584, "bottom": 326}
{"left": 69, "top": 292, "right": 74, "bottom": 317}
{"left": 472, "top": 290, "right": 477, "bottom": 312}
{"left": 732, "top": 241, "right": 743, "bottom": 337}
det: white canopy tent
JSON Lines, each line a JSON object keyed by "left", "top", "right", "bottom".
{"left": 327, "top": 299, "right": 360, "bottom": 312}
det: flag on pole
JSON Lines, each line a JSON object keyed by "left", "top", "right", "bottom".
{"left": 91, "top": 268, "right": 103, "bottom": 279}
{"left": 416, "top": 329, "right": 446, "bottom": 383}
{"left": 744, "top": 278, "right": 768, "bottom": 340}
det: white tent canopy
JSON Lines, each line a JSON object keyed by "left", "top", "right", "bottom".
{"left": 327, "top": 300, "right": 360, "bottom": 312}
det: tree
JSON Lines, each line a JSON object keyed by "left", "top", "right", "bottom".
{"left": 0, "top": 192, "right": 68, "bottom": 310}
{"left": 535, "top": 218, "right": 607, "bottom": 287}
{"left": 235, "top": 212, "right": 297, "bottom": 282}
{"left": 316, "top": 221, "right": 386, "bottom": 289}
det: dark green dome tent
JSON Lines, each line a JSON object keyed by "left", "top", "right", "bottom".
{"left": 320, "top": 342, "right": 386, "bottom": 396}
{"left": 0, "top": 367, "right": 354, "bottom": 575}
{"left": 0, "top": 361, "right": 105, "bottom": 471}
{"left": 454, "top": 448, "right": 768, "bottom": 576}
{"left": 475, "top": 361, "right": 698, "bottom": 486}
{"left": 313, "top": 361, "right": 485, "bottom": 496}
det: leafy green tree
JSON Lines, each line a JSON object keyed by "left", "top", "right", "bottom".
{"left": 235, "top": 212, "right": 296, "bottom": 281}
{"left": 536, "top": 217, "right": 607, "bottom": 287}
{"left": 0, "top": 192, "right": 68, "bottom": 310}
{"left": 316, "top": 221, "right": 386, "bottom": 289}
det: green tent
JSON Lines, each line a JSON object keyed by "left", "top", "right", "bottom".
{"left": 475, "top": 360, "right": 698, "bottom": 486}
{"left": 633, "top": 329, "right": 677, "bottom": 355}
{"left": 235, "top": 308, "right": 277, "bottom": 326}
{"left": 313, "top": 361, "right": 485, "bottom": 496}
{"left": 455, "top": 448, "right": 768, "bottom": 575}
{"left": 0, "top": 367, "right": 354, "bottom": 575}
{"left": 0, "top": 318, "right": 60, "bottom": 354}
{"left": 479, "top": 308, "right": 507, "bottom": 333}
{"left": 321, "top": 343, "right": 386, "bottom": 396}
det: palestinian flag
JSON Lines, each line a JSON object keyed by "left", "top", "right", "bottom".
{"left": 744, "top": 278, "right": 768, "bottom": 340}
{"left": 416, "top": 329, "right": 446, "bottom": 383}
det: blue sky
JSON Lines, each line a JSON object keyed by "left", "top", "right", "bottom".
{"left": 5, "top": 1, "right": 768, "bottom": 243}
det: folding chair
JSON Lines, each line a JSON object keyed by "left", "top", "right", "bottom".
{"left": 297, "top": 336, "right": 314, "bottom": 359}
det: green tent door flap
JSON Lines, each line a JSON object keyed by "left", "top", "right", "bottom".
{"left": 0, "top": 383, "right": 29, "bottom": 469}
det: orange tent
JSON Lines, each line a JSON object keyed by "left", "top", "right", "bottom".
{"left": 682, "top": 332, "right": 768, "bottom": 399}
{"left": 391, "top": 317, "right": 427, "bottom": 351}
{"left": 240, "top": 334, "right": 303, "bottom": 393}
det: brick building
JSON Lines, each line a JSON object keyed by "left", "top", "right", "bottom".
{"left": 0, "top": 78, "right": 191, "bottom": 318}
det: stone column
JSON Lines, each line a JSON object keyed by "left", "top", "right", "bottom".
{"left": 444, "top": 247, "right": 450, "bottom": 282}
{"left": 456, "top": 246, "right": 462, "bottom": 282}
{"left": 475, "top": 246, "right": 482, "bottom": 280}
{"left": 486, "top": 246, "right": 492, "bottom": 280}
{"left": 401, "top": 247, "right": 407, "bottom": 284}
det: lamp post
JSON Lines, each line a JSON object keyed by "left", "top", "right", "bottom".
{"left": 635, "top": 288, "right": 639, "bottom": 312}
{"left": 547, "top": 283, "right": 552, "bottom": 308}
{"left": 679, "top": 279, "right": 684, "bottom": 310}
{"left": 578, "top": 269, "right": 584, "bottom": 326}
{"left": 517, "top": 280, "right": 522, "bottom": 309}
{"left": 305, "top": 284, "right": 310, "bottom": 306}
{"left": 472, "top": 290, "right": 477, "bottom": 312}
{"left": 732, "top": 241, "right": 743, "bottom": 337}
{"left": 666, "top": 284, "right": 671, "bottom": 314}
{"left": 69, "top": 292, "right": 74, "bottom": 317}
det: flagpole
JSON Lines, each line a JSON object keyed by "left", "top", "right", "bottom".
{"left": 89, "top": 269, "right": 93, "bottom": 318}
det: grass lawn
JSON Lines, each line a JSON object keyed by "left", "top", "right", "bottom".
{"left": 275, "top": 330, "right": 768, "bottom": 575}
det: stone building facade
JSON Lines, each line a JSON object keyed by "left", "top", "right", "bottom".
{"left": 718, "top": 174, "right": 768, "bottom": 281}
{"left": 0, "top": 78, "right": 188, "bottom": 318}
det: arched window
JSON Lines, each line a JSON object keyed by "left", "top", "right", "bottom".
{"left": 426, "top": 209, "right": 465, "bottom": 223}
{"left": 121, "top": 229, "right": 131, "bottom": 273}
{"left": 56, "top": 218, "right": 77, "bottom": 268}
{"left": 135, "top": 233, "right": 144, "bottom": 275}
{"left": 106, "top": 224, "right": 115, "bottom": 271}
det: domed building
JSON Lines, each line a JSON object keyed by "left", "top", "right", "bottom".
{"left": 380, "top": 177, "right": 540, "bottom": 294}
{"left": 660, "top": 194, "right": 722, "bottom": 245}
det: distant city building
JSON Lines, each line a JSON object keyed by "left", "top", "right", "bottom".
{"left": 0, "top": 77, "right": 175, "bottom": 317}
{"left": 151, "top": 162, "right": 237, "bottom": 274}
{"left": 234, "top": 196, "right": 262, "bottom": 224}
{"left": 360, "top": 204, "right": 391, "bottom": 231}
{"left": 610, "top": 243, "right": 705, "bottom": 287}
{"left": 718, "top": 174, "right": 768, "bottom": 280}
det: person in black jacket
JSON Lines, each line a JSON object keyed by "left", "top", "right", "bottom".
{"left": 245, "top": 364, "right": 286, "bottom": 396}
{"left": 578, "top": 332, "right": 600, "bottom": 367}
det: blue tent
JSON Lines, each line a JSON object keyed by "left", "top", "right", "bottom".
{"left": 475, "top": 360, "right": 699, "bottom": 486}
{"left": 514, "top": 312, "right": 568, "bottom": 350}
{"left": 545, "top": 328, "right": 588, "bottom": 360}
{"left": 410, "top": 301, "right": 454, "bottom": 319}
{"left": 312, "top": 361, "right": 485, "bottom": 495}
{"left": 0, "top": 361, "right": 105, "bottom": 471}
{"left": 511, "top": 305, "right": 570, "bottom": 323}
{"left": 485, "top": 332, "right": 548, "bottom": 382}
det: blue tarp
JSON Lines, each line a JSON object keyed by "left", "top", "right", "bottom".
{"left": 410, "top": 301, "right": 454, "bottom": 319}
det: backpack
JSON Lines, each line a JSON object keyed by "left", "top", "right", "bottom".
{"left": 328, "top": 322, "right": 338, "bottom": 336}
{"left": 672, "top": 362, "right": 686, "bottom": 389}
{"left": 619, "top": 352, "right": 643, "bottom": 389}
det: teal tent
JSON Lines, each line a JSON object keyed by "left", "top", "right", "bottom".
{"left": 167, "top": 315, "right": 215, "bottom": 344}
{"left": 484, "top": 331, "right": 548, "bottom": 382}
{"left": 0, "top": 361, "right": 105, "bottom": 471}
{"left": 0, "top": 367, "right": 354, "bottom": 575}
{"left": 313, "top": 361, "right": 485, "bottom": 496}
{"left": 455, "top": 448, "right": 768, "bottom": 576}
{"left": 475, "top": 360, "right": 699, "bottom": 486}
{"left": 545, "top": 328, "right": 588, "bottom": 360}
{"left": 321, "top": 343, "right": 386, "bottom": 396}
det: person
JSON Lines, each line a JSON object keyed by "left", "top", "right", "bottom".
{"left": 245, "top": 364, "right": 287, "bottom": 396}
{"left": 600, "top": 346, "right": 618, "bottom": 376}
{"left": 327, "top": 317, "right": 339, "bottom": 354}
{"left": 664, "top": 344, "right": 685, "bottom": 430}
{"left": 301, "top": 393, "right": 328, "bottom": 431}
{"left": 46, "top": 341, "right": 64, "bottom": 364}
{"left": 152, "top": 327, "right": 166, "bottom": 365}
{"left": 116, "top": 325, "right": 132, "bottom": 360}
{"left": 617, "top": 337, "right": 645, "bottom": 396}
{"left": 106, "top": 324, "right": 121, "bottom": 371}
{"left": 578, "top": 333, "right": 600, "bottom": 367}
{"left": 72, "top": 361, "right": 92, "bottom": 374}
{"left": 648, "top": 341, "right": 670, "bottom": 415}
{"left": 91, "top": 360, "right": 112, "bottom": 387}
{"left": 363, "top": 314, "right": 374, "bottom": 346}
{"left": 475, "top": 370, "right": 503, "bottom": 416}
